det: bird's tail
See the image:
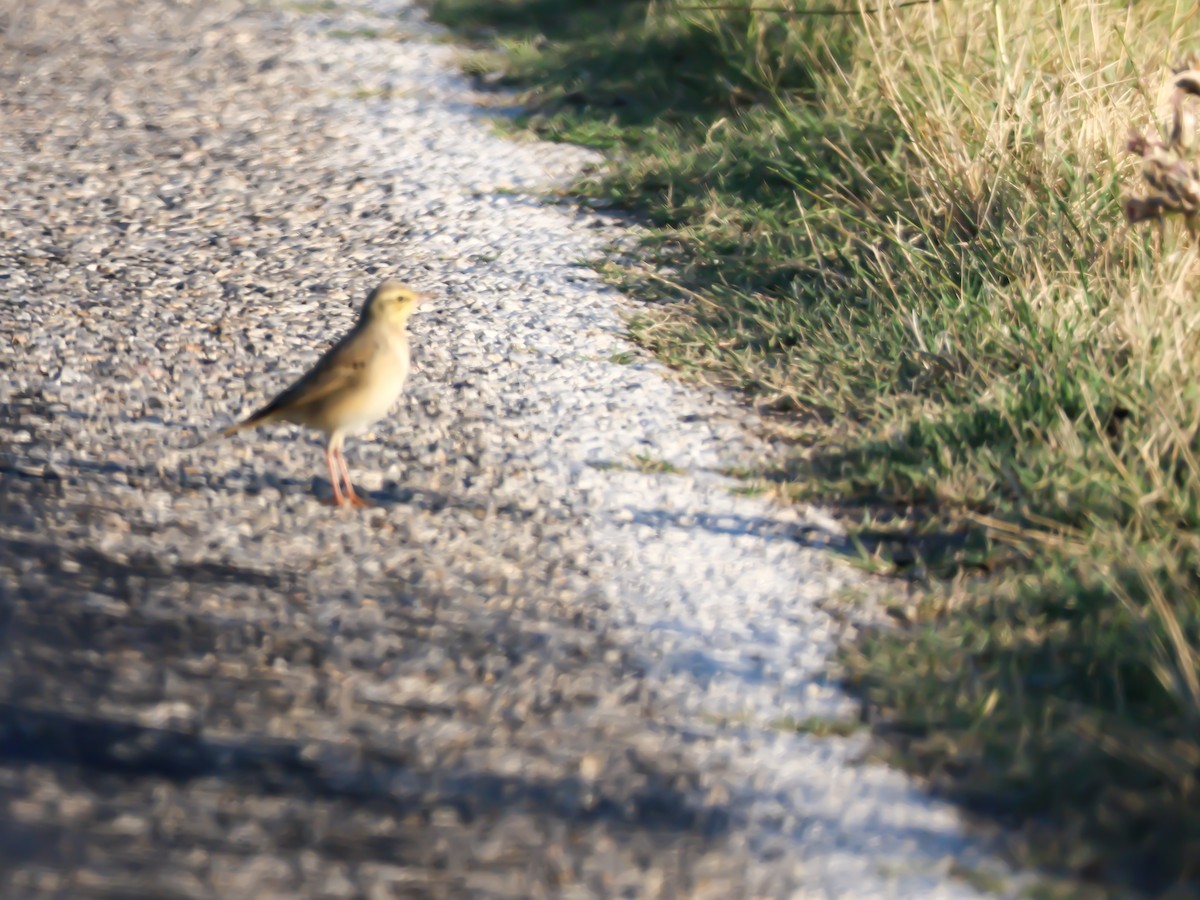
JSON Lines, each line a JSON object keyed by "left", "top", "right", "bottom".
{"left": 152, "top": 410, "right": 273, "bottom": 476}
{"left": 218, "top": 418, "right": 256, "bottom": 439}
{"left": 183, "top": 410, "right": 273, "bottom": 451}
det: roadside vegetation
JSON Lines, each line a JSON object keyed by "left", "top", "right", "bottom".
{"left": 426, "top": 0, "right": 1200, "bottom": 891}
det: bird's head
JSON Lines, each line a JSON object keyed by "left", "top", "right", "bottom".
{"left": 361, "top": 280, "right": 429, "bottom": 327}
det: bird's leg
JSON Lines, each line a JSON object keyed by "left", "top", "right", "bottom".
{"left": 325, "top": 443, "right": 346, "bottom": 507}
{"left": 335, "top": 445, "right": 370, "bottom": 508}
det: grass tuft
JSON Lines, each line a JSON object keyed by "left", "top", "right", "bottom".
{"left": 429, "top": 0, "right": 1200, "bottom": 890}
{"left": 629, "top": 452, "right": 685, "bottom": 475}
{"left": 772, "top": 715, "right": 864, "bottom": 738}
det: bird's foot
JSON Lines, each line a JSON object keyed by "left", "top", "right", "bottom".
{"left": 325, "top": 495, "right": 370, "bottom": 508}
{"left": 343, "top": 489, "right": 372, "bottom": 508}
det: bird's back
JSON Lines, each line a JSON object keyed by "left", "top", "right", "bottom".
{"left": 234, "top": 319, "right": 410, "bottom": 437}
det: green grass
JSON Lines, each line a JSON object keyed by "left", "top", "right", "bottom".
{"left": 629, "top": 452, "right": 685, "bottom": 475}
{"left": 947, "top": 860, "right": 1014, "bottom": 897}
{"left": 585, "top": 458, "right": 624, "bottom": 472}
{"left": 771, "top": 715, "right": 864, "bottom": 738}
{"left": 279, "top": 0, "right": 338, "bottom": 12}
{"left": 328, "top": 27, "right": 385, "bottom": 40}
{"left": 428, "top": 0, "right": 1200, "bottom": 892}
{"left": 584, "top": 453, "right": 686, "bottom": 475}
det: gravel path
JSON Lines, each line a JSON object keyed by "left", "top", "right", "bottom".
{"left": 0, "top": 1, "right": 1013, "bottom": 896}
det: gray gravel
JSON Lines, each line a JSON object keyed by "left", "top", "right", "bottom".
{"left": 0, "top": 0, "right": 1015, "bottom": 896}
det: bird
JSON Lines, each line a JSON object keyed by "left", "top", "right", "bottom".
{"left": 212, "top": 280, "right": 428, "bottom": 507}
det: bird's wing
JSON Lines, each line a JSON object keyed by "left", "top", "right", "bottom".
{"left": 226, "top": 326, "right": 379, "bottom": 433}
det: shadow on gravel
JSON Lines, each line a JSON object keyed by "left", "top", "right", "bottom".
{"left": 0, "top": 439, "right": 735, "bottom": 889}
{"left": 171, "top": 467, "right": 557, "bottom": 519}
{"left": 2, "top": 450, "right": 556, "bottom": 523}
{"left": 628, "top": 506, "right": 854, "bottom": 555}
{"left": 1, "top": 390, "right": 551, "bottom": 522}
{"left": 0, "top": 702, "right": 723, "bottom": 837}
{"left": 0, "top": 527, "right": 732, "bottom": 888}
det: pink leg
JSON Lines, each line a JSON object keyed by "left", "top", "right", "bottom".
{"left": 335, "top": 446, "right": 370, "bottom": 508}
{"left": 325, "top": 443, "right": 345, "bottom": 506}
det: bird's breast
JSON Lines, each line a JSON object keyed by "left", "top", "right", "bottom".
{"left": 353, "top": 343, "right": 410, "bottom": 421}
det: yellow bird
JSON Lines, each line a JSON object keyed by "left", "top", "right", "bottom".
{"left": 216, "top": 280, "right": 427, "bottom": 507}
